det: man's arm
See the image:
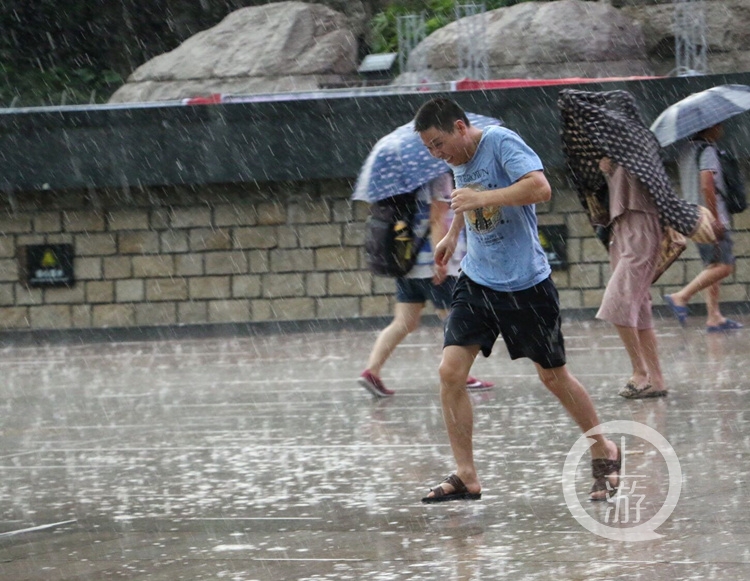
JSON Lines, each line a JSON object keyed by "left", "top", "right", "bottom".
{"left": 434, "top": 212, "right": 465, "bottom": 267}
{"left": 429, "top": 199, "right": 450, "bottom": 283}
{"left": 700, "top": 169, "right": 725, "bottom": 239}
{"left": 448, "top": 170, "right": 551, "bottom": 214}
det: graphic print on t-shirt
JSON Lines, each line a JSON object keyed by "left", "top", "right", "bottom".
{"left": 463, "top": 183, "right": 502, "bottom": 234}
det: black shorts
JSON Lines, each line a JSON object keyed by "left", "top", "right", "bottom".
{"left": 443, "top": 275, "right": 566, "bottom": 369}
{"left": 395, "top": 276, "right": 455, "bottom": 309}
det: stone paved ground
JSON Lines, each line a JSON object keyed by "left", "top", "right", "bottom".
{"left": 0, "top": 313, "right": 748, "bottom": 580}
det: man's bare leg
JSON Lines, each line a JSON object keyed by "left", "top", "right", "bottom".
{"left": 423, "top": 344, "right": 482, "bottom": 499}
{"left": 704, "top": 280, "right": 731, "bottom": 328}
{"left": 536, "top": 364, "right": 619, "bottom": 500}
{"left": 666, "top": 263, "right": 732, "bottom": 327}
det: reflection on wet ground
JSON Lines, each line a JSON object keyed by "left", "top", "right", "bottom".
{"left": 0, "top": 314, "right": 748, "bottom": 580}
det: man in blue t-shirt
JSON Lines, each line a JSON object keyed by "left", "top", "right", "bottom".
{"left": 414, "top": 98, "right": 620, "bottom": 504}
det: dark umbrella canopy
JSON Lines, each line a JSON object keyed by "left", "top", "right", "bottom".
{"left": 558, "top": 88, "right": 703, "bottom": 239}
{"left": 352, "top": 112, "right": 503, "bottom": 203}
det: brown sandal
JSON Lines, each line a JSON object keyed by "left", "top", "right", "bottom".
{"left": 421, "top": 474, "right": 482, "bottom": 503}
{"left": 590, "top": 446, "right": 621, "bottom": 501}
{"left": 619, "top": 382, "right": 668, "bottom": 399}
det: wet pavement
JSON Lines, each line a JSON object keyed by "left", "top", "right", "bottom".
{"left": 0, "top": 311, "right": 748, "bottom": 580}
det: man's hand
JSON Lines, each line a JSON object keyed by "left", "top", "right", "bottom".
{"left": 432, "top": 262, "right": 448, "bottom": 285}
{"left": 450, "top": 171, "right": 550, "bottom": 212}
{"left": 450, "top": 187, "right": 484, "bottom": 213}
{"left": 700, "top": 169, "right": 723, "bottom": 240}
{"left": 434, "top": 234, "right": 457, "bottom": 267}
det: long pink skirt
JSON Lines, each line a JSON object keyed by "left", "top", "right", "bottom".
{"left": 596, "top": 211, "right": 662, "bottom": 330}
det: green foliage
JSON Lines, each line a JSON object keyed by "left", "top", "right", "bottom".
{"left": 0, "top": 0, "right": 545, "bottom": 107}
{"left": 367, "top": 0, "right": 537, "bottom": 59}
{"left": 0, "top": 62, "right": 122, "bottom": 107}
{"left": 0, "top": 0, "right": 125, "bottom": 107}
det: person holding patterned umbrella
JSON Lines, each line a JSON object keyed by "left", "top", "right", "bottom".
{"left": 558, "top": 88, "right": 718, "bottom": 399}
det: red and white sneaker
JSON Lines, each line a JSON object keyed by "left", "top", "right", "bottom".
{"left": 466, "top": 376, "right": 494, "bottom": 391}
{"left": 358, "top": 370, "right": 394, "bottom": 398}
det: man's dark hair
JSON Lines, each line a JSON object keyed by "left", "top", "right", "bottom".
{"left": 414, "top": 98, "right": 471, "bottom": 133}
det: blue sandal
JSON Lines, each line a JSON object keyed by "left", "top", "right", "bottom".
{"left": 707, "top": 319, "right": 743, "bottom": 333}
{"left": 663, "top": 295, "right": 688, "bottom": 326}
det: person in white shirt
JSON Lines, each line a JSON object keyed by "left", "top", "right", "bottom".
{"left": 358, "top": 173, "right": 493, "bottom": 398}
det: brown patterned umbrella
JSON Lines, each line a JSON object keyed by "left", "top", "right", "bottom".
{"left": 558, "top": 88, "right": 707, "bottom": 241}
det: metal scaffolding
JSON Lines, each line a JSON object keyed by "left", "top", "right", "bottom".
{"left": 673, "top": 0, "right": 708, "bottom": 76}
{"left": 396, "top": 14, "right": 427, "bottom": 75}
{"left": 455, "top": 3, "right": 489, "bottom": 81}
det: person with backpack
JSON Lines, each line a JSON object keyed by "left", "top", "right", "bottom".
{"left": 663, "top": 122, "right": 744, "bottom": 332}
{"left": 358, "top": 172, "right": 494, "bottom": 398}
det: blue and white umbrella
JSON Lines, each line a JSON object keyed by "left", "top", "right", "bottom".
{"left": 650, "top": 84, "right": 750, "bottom": 147}
{"left": 352, "top": 112, "right": 503, "bottom": 203}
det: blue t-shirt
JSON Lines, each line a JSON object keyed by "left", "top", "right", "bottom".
{"left": 450, "top": 126, "right": 551, "bottom": 292}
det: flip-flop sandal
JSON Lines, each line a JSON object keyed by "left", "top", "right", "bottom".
{"left": 421, "top": 474, "right": 482, "bottom": 504}
{"left": 663, "top": 295, "right": 688, "bottom": 326}
{"left": 590, "top": 445, "right": 621, "bottom": 501}
{"left": 619, "top": 381, "right": 668, "bottom": 399}
{"left": 707, "top": 319, "right": 744, "bottom": 332}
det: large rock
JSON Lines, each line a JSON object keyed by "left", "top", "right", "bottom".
{"left": 315, "top": 0, "right": 368, "bottom": 37}
{"left": 109, "top": 2, "right": 357, "bottom": 103}
{"left": 622, "top": 0, "right": 750, "bottom": 76}
{"left": 397, "top": 0, "right": 650, "bottom": 84}
{"left": 109, "top": 0, "right": 750, "bottom": 103}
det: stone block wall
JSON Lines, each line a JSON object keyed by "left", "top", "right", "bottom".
{"left": 0, "top": 167, "right": 748, "bottom": 332}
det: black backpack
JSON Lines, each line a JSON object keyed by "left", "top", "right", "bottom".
{"left": 696, "top": 142, "right": 747, "bottom": 214}
{"left": 364, "top": 190, "right": 430, "bottom": 277}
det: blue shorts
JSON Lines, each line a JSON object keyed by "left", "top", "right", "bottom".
{"left": 396, "top": 276, "right": 456, "bottom": 309}
{"left": 444, "top": 275, "right": 566, "bottom": 369}
{"left": 697, "top": 231, "right": 735, "bottom": 266}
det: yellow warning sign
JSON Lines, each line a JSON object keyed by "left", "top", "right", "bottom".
{"left": 538, "top": 225, "right": 568, "bottom": 270}
{"left": 26, "top": 244, "right": 74, "bottom": 287}
{"left": 40, "top": 249, "right": 58, "bottom": 268}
